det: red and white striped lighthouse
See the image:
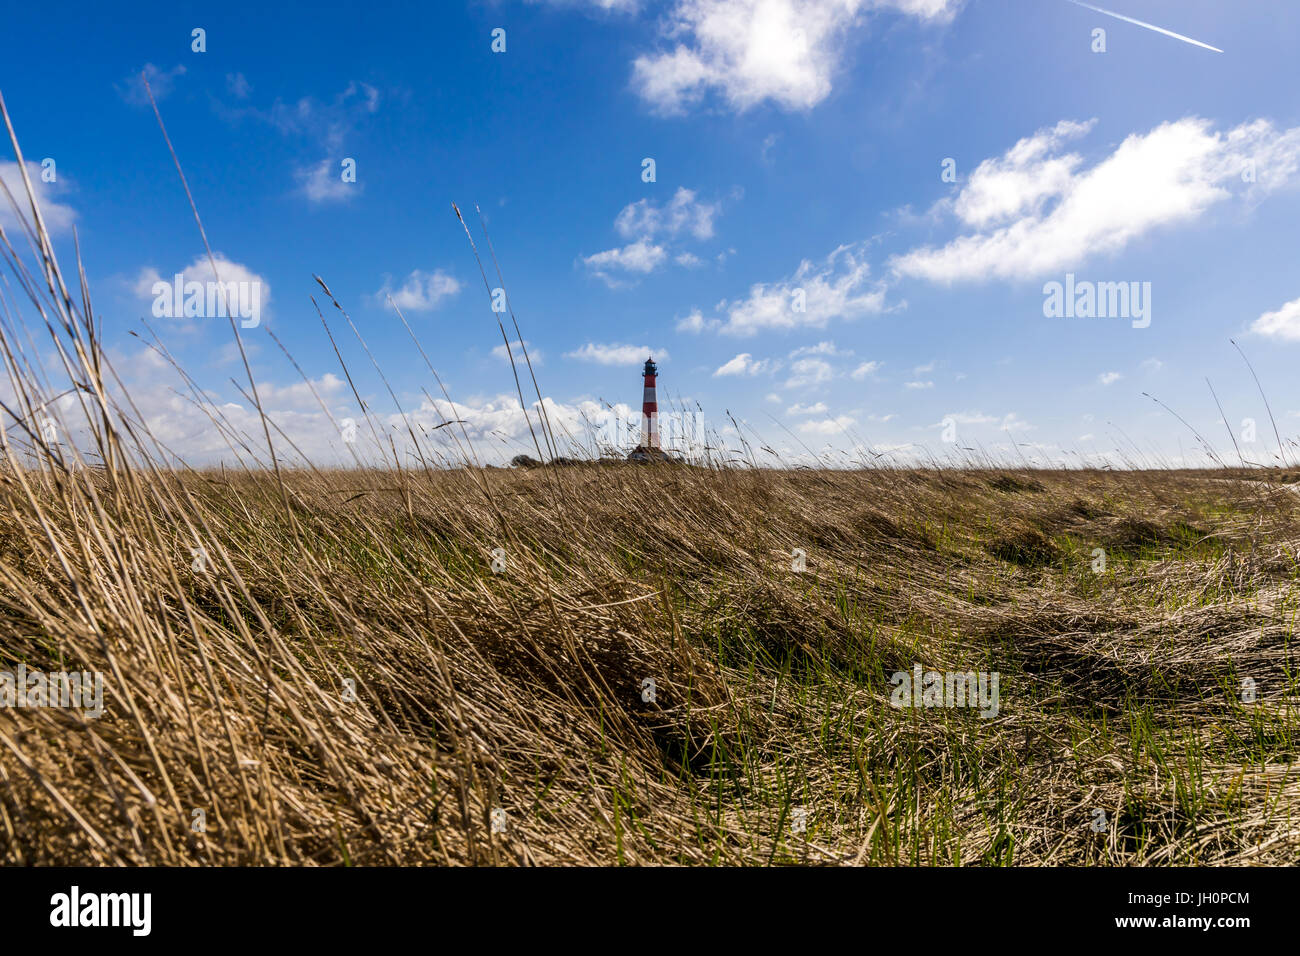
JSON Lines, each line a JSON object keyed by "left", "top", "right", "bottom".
{"left": 641, "top": 357, "right": 659, "bottom": 449}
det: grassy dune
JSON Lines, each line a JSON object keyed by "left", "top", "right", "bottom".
{"left": 2, "top": 463, "right": 1298, "bottom": 865}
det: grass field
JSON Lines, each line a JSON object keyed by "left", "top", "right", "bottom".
{"left": 1, "top": 93, "right": 1297, "bottom": 867}
{"left": 2, "top": 462, "right": 1298, "bottom": 865}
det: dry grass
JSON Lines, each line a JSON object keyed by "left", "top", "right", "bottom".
{"left": 2, "top": 463, "right": 1299, "bottom": 865}
{"left": 1, "top": 91, "right": 1298, "bottom": 867}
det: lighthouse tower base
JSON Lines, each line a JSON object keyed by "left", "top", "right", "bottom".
{"left": 626, "top": 445, "right": 675, "bottom": 464}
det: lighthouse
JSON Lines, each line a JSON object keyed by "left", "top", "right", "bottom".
{"left": 641, "top": 357, "right": 659, "bottom": 449}
{"left": 627, "top": 357, "right": 670, "bottom": 462}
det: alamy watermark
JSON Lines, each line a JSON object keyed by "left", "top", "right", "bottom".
{"left": 1042, "top": 273, "right": 1150, "bottom": 328}
{"left": 890, "top": 664, "right": 999, "bottom": 718}
{"left": 151, "top": 274, "right": 262, "bottom": 328}
{"left": 590, "top": 408, "right": 707, "bottom": 455}
{"left": 1, "top": 664, "right": 104, "bottom": 718}
{"left": 49, "top": 886, "right": 150, "bottom": 936}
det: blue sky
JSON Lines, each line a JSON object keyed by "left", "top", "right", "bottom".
{"left": 2, "top": 0, "right": 1299, "bottom": 466}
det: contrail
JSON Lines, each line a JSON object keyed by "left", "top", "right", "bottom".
{"left": 1066, "top": 0, "right": 1223, "bottom": 53}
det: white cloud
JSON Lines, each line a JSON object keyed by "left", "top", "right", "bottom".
{"left": 789, "top": 340, "right": 851, "bottom": 358}
{"left": 393, "top": 394, "right": 602, "bottom": 461}
{"left": 784, "top": 357, "right": 833, "bottom": 389}
{"left": 492, "top": 340, "right": 543, "bottom": 365}
{"left": 871, "top": 441, "right": 918, "bottom": 456}
{"left": 590, "top": 187, "right": 720, "bottom": 286}
{"left": 894, "top": 117, "right": 1300, "bottom": 283}
{"left": 117, "top": 63, "right": 186, "bottom": 106}
{"left": 904, "top": 380, "right": 933, "bottom": 389}
{"left": 952, "top": 120, "right": 1095, "bottom": 229}
{"left": 710, "top": 242, "right": 887, "bottom": 336}
{"left": 1098, "top": 371, "right": 1122, "bottom": 385}
{"left": 88, "top": 350, "right": 348, "bottom": 465}
{"left": 255, "top": 373, "right": 347, "bottom": 409}
{"left": 582, "top": 239, "right": 668, "bottom": 283}
{"left": 676, "top": 308, "right": 720, "bottom": 333}
{"left": 851, "top": 361, "right": 882, "bottom": 379}
{"left": 0, "top": 161, "right": 76, "bottom": 236}
{"left": 616, "top": 187, "right": 720, "bottom": 240}
{"left": 714, "top": 352, "right": 775, "bottom": 376}
{"left": 1250, "top": 296, "right": 1300, "bottom": 341}
{"left": 262, "top": 82, "right": 381, "bottom": 150}
{"left": 798, "top": 415, "right": 856, "bottom": 435}
{"left": 999, "top": 412, "right": 1033, "bottom": 433}
{"left": 133, "top": 254, "right": 271, "bottom": 324}
{"left": 944, "top": 411, "right": 996, "bottom": 425}
{"left": 296, "top": 159, "right": 358, "bottom": 203}
{"left": 938, "top": 411, "right": 1031, "bottom": 432}
{"left": 566, "top": 343, "right": 666, "bottom": 365}
{"left": 534, "top": 0, "right": 640, "bottom": 11}
{"left": 1140, "top": 357, "right": 1165, "bottom": 371}
{"left": 376, "top": 269, "right": 460, "bottom": 312}
{"left": 109, "top": 365, "right": 633, "bottom": 465}
{"left": 217, "top": 82, "right": 381, "bottom": 200}
{"left": 631, "top": 0, "right": 958, "bottom": 114}
{"left": 884, "top": 0, "right": 960, "bottom": 18}
{"left": 787, "top": 401, "right": 828, "bottom": 415}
